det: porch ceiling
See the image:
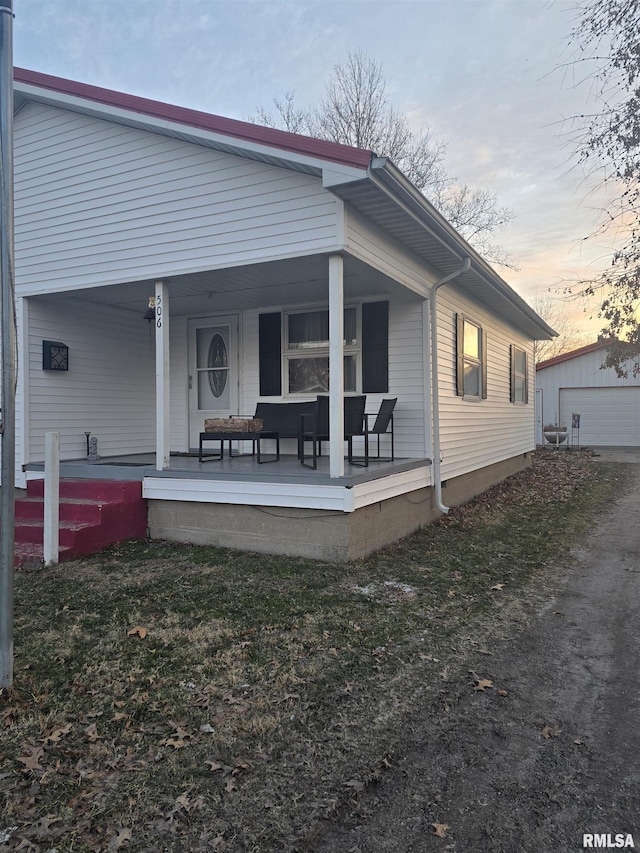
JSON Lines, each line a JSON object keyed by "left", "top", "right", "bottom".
{"left": 49, "top": 253, "right": 418, "bottom": 317}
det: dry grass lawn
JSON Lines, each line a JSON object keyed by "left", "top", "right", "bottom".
{"left": 0, "top": 450, "right": 626, "bottom": 852}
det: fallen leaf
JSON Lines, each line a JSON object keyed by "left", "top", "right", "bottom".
{"left": 474, "top": 678, "right": 493, "bottom": 691}
{"left": 344, "top": 778, "right": 365, "bottom": 792}
{"left": 224, "top": 777, "right": 236, "bottom": 793}
{"left": 431, "top": 822, "right": 449, "bottom": 838}
{"left": 85, "top": 724, "right": 102, "bottom": 742}
{"left": 542, "top": 724, "right": 560, "bottom": 739}
{"left": 497, "top": 688, "right": 509, "bottom": 697}
{"left": 163, "top": 738, "right": 187, "bottom": 749}
{"left": 574, "top": 738, "right": 584, "bottom": 745}
{"left": 168, "top": 721, "right": 191, "bottom": 740}
{"left": 127, "top": 626, "right": 147, "bottom": 639}
{"left": 491, "top": 583, "right": 506, "bottom": 591}
{"left": 17, "top": 745, "right": 45, "bottom": 771}
{"left": 447, "top": 589, "right": 456, "bottom": 597}
{"left": 107, "top": 827, "right": 133, "bottom": 851}
{"left": 43, "top": 722, "right": 73, "bottom": 744}
{"left": 205, "top": 760, "right": 231, "bottom": 774}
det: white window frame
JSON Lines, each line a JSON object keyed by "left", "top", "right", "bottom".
{"left": 457, "top": 314, "right": 487, "bottom": 400}
{"left": 283, "top": 304, "right": 361, "bottom": 397}
{"left": 511, "top": 345, "right": 528, "bottom": 404}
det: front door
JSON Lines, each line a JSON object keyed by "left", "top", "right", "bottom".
{"left": 188, "top": 316, "right": 239, "bottom": 449}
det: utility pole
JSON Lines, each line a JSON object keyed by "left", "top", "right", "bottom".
{"left": 0, "top": 0, "right": 15, "bottom": 690}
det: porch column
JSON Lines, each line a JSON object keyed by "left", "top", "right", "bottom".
{"left": 155, "top": 280, "right": 170, "bottom": 470}
{"left": 329, "top": 254, "right": 344, "bottom": 478}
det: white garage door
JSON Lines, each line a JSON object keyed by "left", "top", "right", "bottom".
{"left": 560, "top": 387, "right": 640, "bottom": 446}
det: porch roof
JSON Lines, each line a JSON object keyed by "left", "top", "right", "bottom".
{"left": 14, "top": 68, "right": 556, "bottom": 342}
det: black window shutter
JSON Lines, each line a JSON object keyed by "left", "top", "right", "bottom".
{"left": 456, "top": 313, "right": 465, "bottom": 396}
{"left": 362, "top": 301, "right": 389, "bottom": 393}
{"left": 481, "top": 330, "right": 488, "bottom": 399}
{"left": 259, "top": 312, "right": 282, "bottom": 396}
{"left": 510, "top": 344, "right": 516, "bottom": 403}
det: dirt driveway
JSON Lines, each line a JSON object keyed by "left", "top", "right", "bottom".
{"left": 315, "top": 460, "right": 640, "bottom": 852}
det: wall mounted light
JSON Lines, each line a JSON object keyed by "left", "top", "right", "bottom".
{"left": 42, "top": 340, "right": 69, "bottom": 371}
{"left": 143, "top": 296, "right": 156, "bottom": 321}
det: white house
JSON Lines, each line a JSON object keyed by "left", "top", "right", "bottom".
{"left": 12, "top": 68, "right": 555, "bottom": 560}
{"left": 536, "top": 341, "right": 640, "bottom": 447}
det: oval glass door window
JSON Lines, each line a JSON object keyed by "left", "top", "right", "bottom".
{"left": 208, "top": 333, "right": 228, "bottom": 398}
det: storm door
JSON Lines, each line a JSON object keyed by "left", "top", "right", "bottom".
{"left": 188, "top": 316, "right": 239, "bottom": 449}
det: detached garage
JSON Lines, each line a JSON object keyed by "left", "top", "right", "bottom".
{"left": 536, "top": 341, "right": 640, "bottom": 447}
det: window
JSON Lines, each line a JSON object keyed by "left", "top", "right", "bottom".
{"left": 284, "top": 306, "right": 359, "bottom": 395}
{"left": 456, "top": 314, "right": 487, "bottom": 399}
{"left": 510, "top": 345, "right": 528, "bottom": 403}
{"left": 258, "top": 301, "right": 389, "bottom": 397}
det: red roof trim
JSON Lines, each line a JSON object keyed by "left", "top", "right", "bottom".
{"left": 14, "top": 67, "right": 373, "bottom": 170}
{"left": 536, "top": 340, "right": 612, "bottom": 370}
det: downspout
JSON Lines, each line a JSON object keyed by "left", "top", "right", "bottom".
{"left": 429, "top": 257, "right": 471, "bottom": 514}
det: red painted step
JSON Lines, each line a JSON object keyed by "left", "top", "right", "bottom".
{"left": 14, "top": 478, "right": 148, "bottom": 568}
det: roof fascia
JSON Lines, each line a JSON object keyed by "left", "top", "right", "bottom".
{"left": 366, "top": 158, "right": 557, "bottom": 340}
{"left": 14, "top": 78, "right": 371, "bottom": 178}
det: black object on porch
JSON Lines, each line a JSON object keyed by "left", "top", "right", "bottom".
{"left": 351, "top": 398, "right": 397, "bottom": 466}
{"left": 299, "top": 395, "right": 367, "bottom": 469}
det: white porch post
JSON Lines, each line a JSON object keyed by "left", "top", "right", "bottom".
{"left": 329, "top": 254, "right": 344, "bottom": 478}
{"left": 155, "top": 280, "right": 170, "bottom": 471}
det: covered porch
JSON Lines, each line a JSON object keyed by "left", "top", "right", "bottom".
{"left": 25, "top": 452, "right": 435, "bottom": 562}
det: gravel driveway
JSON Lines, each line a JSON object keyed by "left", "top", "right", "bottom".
{"left": 315, "top": 459, "right": 640, "bottom": 852}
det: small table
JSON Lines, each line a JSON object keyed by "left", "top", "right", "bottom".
{"left": 199, "top": 431, "right": 280, "bottom": 463}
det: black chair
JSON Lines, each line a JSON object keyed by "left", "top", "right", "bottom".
{"left": 299, "top": 395, "right": 366, "bottom": 469}
{"left": 362, "top": 398, "right": 396, "bottom": 464}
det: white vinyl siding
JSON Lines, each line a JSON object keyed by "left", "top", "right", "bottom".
{"left": 27, "top": 296, "right": 156, "bottom": 461}
{"left": 436, "top": 284, "right": 535, "bottom": 481}
{"left": 14, "top": 103, "right": 341, "bottom": 295}
{"left": 236, "top": 297, "right": 427, "bottom": 459}
{"left": 345, "top": 209, "right": 436, "bottom": 296}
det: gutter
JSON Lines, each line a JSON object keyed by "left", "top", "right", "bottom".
{"left": 367, "top": 158, "right": 557, "bottom": 341}
{"left": 429, "top": 257, "right": 471, "bottom": 514}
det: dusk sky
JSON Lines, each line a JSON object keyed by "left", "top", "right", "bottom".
{"left": 13, "top": 0, "right": 620, "bottom": 339}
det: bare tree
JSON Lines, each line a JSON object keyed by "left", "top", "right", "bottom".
{"left": 564, "top": 0, "right": 640, "bottom": 376}
{"left": 249, "top": 51, "right": 515, "bottom": 268}
{"left": 529, "top": 294, "right": 590, "bottom": 363}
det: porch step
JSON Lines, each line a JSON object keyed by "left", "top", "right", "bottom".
{"left": 14, "top": 478, "right": 148, "bottom": 568}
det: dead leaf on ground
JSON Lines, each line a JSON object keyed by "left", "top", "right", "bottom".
{"left": 491, "top": 583, "right": 506, "bottom": 591}
{"left": 431, "top": 822, "right": 449, "bottom": 838}
{"left": 497, "top": 688, "right": 509, "bottom": 697}
{"left": 127, "top": 626, "right": 147, "bottom": 639}
{"left": 224, "top": 777, "right": 236, "bottom": 793}
{"left": 344, "top": 778, "right": 365, "bottom": 792}
{"left": 107, "top": 827, "right": 133, "bottom": 851}
{"left": 163, "top": 738, "right": 187, "bottom": 749}
{"left": 542, "top": 724, "right": 560, "bottom": 739}
{"left": 85, "top": 723, "right": 102, "bottom": 742}
{"left": 17, "top": 744, "right": 45, "bottom": 771}
{"left": 474, "top": 679, "right": 494, "bottom": 691}
{"left": 43, "top": 722, "right": 73, "bottom": 744}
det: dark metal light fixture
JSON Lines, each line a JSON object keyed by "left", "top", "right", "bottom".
{"left": 42, "top": 340, "right": 69, "bottom": 371}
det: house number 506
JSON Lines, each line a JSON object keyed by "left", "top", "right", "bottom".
{"left": 156, "top": 294, "right": 163, "bottom": 328}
